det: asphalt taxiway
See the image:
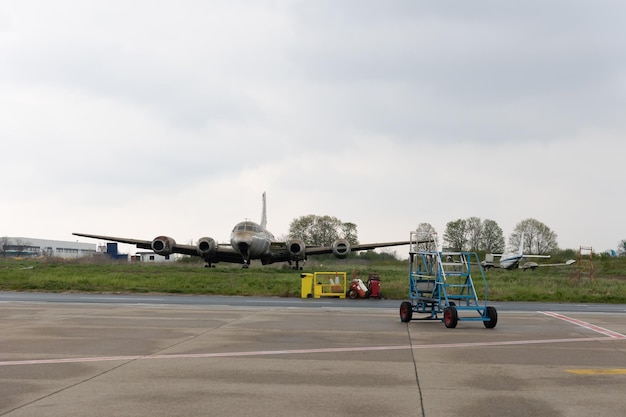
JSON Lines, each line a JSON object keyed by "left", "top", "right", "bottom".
{"left": 1, "top": 294, "right": 625, "bottom": 417}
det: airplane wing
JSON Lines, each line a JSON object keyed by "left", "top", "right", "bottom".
{"left": 303, "top": 241, "right": 412, "bottom": 256}
{"left": 483, "top": 258, "right": 576, "bottom": 270}
{"left": 256, "top": 239, "right": 416, "bottom": 266}
{"left": 521, "top": 259, "right": 576, "bottom": 271}
{"left": 74, "top": 232, "right": 426, "bottom": 268}
{"left": 72, "top": 232, "right": 243, "bottom": 263}
{"left": 74, "top": 233, "right": 165, "bottom": 251}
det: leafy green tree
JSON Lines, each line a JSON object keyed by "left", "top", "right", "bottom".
{"left": 618, "top": 239, "right": 626, "bottom": 256}
{"left": 443, "top": 219, "right": 467, "bottom": 251}
{"left": 288, "top": 215, "right": 315, "bottom": 241}
{"left": 288, "top": 215, "right": 358, "bottom": 246}
{"left": 341, "top": 222, "right": 360, "bottom": 245}
{"left": 465, "top": 217, "right": 482, "bottom": 251}
{"left": 480, "top": 219, "right": 505, "bottom": 253}
{"left": 510, "top": 218, "right": 558, "bottom": 254}
{"left": 440, "top": 217, "right": 505, "bottom": 252}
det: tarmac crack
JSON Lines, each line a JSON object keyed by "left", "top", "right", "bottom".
{"left": 405, "top": 323, "right": 426, "bottom": 417}
{"left": 0, "top": 359, "right": 136, "bottom": 416}
{"left": 141, "top": 310, "right": 260, "bottom": 358}
{"left": 0, "top": 312, "right": 259, "bottom": 416}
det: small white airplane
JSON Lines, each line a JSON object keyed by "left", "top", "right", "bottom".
{"left": 74, "top": 193, "right": 423, "bottom": 269}
{"left": 481, "top": 233, "right": 575, "bottom": 271}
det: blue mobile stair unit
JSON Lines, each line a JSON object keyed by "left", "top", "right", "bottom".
{"left": 399, "top": 232, "right": 498, "bottom": 329}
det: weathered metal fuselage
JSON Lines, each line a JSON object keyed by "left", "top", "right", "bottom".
{"left": 229, "top": 221, "right": 274, "bottom": 263}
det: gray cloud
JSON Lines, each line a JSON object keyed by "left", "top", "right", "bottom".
{"left": 1, "top": 0, "right": 624, "bottom": 250}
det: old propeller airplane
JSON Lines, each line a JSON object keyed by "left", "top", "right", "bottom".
{"left": 481, "top": 233, "right": 575, "bottom": 271}
{"left": 74, "top": 193, "right": 422, "bottom": 269}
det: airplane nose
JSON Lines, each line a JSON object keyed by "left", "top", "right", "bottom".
{"left": 238, "top": 240, "right": 250, "bottom": 252}
{"left": 233, "top": 234, "right": 253, "bottom": 253}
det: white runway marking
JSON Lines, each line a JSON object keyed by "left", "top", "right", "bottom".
{"left": 540, "top": 311, "right": 626, "bottom": 339}
{"left": 2, "top": 312, "right": 624, "bottom": 367}
{"left": 1, "top": 337, "right": 623, "bottom": 367}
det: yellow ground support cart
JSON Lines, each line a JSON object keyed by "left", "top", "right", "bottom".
{"left": 301, "top": 272, "right": 347, "bottom": 298}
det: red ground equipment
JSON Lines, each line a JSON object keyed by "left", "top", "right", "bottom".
{"left": 367, "top": 273, "right": 381, "bottom": 298}
{"left": 347, "top": 271, "right": 382, "bottom": 299}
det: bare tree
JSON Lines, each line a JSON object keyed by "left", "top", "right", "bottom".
{"left": 13, "top": 238, "right": 32, "bottom": 257}
{"left": 0, "top": 237, "right": 34, "bottom": 257}
{"left": 0, "top": 236, "right": 9, "bottom": 258}
{"left": 414, "top": 222, "right": 437, "bottom": 251}
{"left": 510, "top": 218, "right": 558, "bottom": 254}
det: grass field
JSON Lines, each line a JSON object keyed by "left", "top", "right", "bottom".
{"left": 1, "top": 255, "right": 625, "bottom": 303}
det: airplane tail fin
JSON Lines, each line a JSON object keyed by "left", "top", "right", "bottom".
{"left": 260, "top": 192, "right": 267, "bottom": 229}
{"left": 518, "top": 232, "right": 525, "bottom": 256}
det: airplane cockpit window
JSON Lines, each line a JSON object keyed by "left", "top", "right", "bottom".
{"left": 233, "top": 223, "right": 262, "bottom": 232}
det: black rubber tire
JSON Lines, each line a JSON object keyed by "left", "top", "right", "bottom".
{"left": 483, "top": 306, "right": 498, "bottom": 329}
{"left": 347, "top": 289, "right": 359, "bottom": 299}
{"left": 443, "top": 306, "right": 458, "bottom": 328}
{"left": 400, "top": 301, "right": 413, "bottom": 322}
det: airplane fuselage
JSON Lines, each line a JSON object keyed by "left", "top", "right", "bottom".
{"left": 498, "top": 253, "right": 522, "bottom": 270}
{"left": 229, "top": 221, "right": 275, "bottom": 265}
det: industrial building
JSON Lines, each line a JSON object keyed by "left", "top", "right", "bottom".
{"left": 1, "top": 237, "right": 97, "bottom": 259}
{"left": 1, "top": 237, "right": 175, "bottom": 262}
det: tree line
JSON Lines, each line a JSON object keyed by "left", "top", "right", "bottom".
{"left": 425, "top": 217, "right": 558, "bottom": 254}
{"left": 287, "top": 215, "right": 563, "bottom": 255}
{"left": 287, "top": 215, "right": 359, "bottom": 246}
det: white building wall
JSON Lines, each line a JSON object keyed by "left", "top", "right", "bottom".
{"left": 3, "top": 237, "right": 96, "bottom": 259}
{"left": 135, "top": 251, "right": 175, "bottom": 262}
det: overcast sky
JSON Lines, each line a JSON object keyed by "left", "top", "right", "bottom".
{"left": 2, "top": 0, "right": 625, "bottom": 254}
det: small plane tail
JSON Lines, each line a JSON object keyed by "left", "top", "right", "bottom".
{"left": 260, "top": 192, "right": 267, "bottom": 229}
{"left": 518, "top": 232, "right": 525, "bottom": 256}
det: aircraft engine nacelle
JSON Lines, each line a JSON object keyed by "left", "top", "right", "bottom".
{"left": 151, "top": 236, "right": 176, "bottom": 256}
{"left": 197, "top": 237, "right": 217, "bottom": 257}
{"left": 332, "top": 238, "right": 351, "bottom": 259}
{"left": 287, "top": 239, "right": 306, "bottom": 261}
